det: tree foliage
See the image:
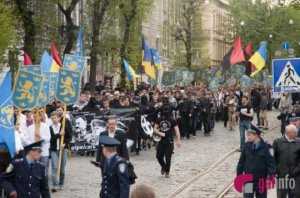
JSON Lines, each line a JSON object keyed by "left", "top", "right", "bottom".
{"left": 89, "top": 0, "right": 111, "bottom": 92}
{"left": 14, "top": 0, "right": 37, "bottom": 62}
{"left": 227, "top": 0, "right": 300, "bottom": 67}
{"left": 0, "top": 1, "right": 16, "bottom": 66}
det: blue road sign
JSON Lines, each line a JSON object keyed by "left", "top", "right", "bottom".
{"left": 272, "top": 58, "right": 300, "bottom": 93}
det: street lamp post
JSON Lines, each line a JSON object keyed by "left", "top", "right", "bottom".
{"left": 240, "top": 20, "right": 245, "bottom": 36}
{"left": 156, "top": 34, "right": 160, "bottom": 50}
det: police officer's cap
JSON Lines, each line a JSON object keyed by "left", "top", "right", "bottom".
{"left": 246, "top": 124, "right": 262, "bottom": 136}
{"left": 24, "top": 140, "right": 44, "bottom": 153}
{"left": 99, "top": 136, "right": 120, "bottom": 147}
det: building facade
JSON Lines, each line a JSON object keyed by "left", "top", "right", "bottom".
{"left": 201, "top": 0, "right": 231, "bottom": 66}
{"left": 142, "top": 0, "right": 231, "bottom": 69}
{"left": 142, "top": 0, "right": 178, "bottom": 69}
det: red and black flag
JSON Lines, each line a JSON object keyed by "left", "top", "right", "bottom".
{"left": 230, "top": 36, "right": 245, "bottom": 65}
{"left": 221, "top": 36, "right": 245, "bottom": 71}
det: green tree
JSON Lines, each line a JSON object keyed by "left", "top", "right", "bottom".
{"left": 0, "top": 1, "right": 16, "bottom": 67}
{"left": 227, "top": 0, "right": 300, "bottom": 70}
{"left": 89, "top": 0, "right": 111, "bottom": 92}
{"left": 14, "top": 0, "right": 37, "bottom": 62}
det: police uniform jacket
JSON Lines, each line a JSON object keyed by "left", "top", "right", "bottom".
{"left": 100, "top": 154, "right": 129, "bottom": 198}
{"left": 0, "top": 158, "right": 50, "bottom": 198}
{"left": 237, "top": 139, "right": 276, "bottom": 182}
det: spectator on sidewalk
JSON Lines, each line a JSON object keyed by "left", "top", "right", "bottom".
{"left": 273, "top": 124, "right": 300, "bottom": 198}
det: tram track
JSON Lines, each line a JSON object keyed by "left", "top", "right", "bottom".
{"left": 168, "top": 148, "right": 239, "bottom": 198}
{"left": 215, "top": 182, "right": 234, "bottom": 198}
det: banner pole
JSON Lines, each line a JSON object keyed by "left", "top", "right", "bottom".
{"left": 56, "top": 104, "right": 67, "bottom": 184}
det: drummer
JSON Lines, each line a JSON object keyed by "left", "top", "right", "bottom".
{"left": 96, "top": 116, "right": 129, "bottom": 164}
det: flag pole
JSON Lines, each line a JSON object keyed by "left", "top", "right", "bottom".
{"left": 56, "top": 104, "right": 67, "bottom": 183}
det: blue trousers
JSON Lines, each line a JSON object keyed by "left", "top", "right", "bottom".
{"left": 239, "top": 120, "right": 250, "bottom": 150}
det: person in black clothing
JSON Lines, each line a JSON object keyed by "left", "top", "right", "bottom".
{"left": 99, "top": 99, "right": 111, "bottom": 115}
{"left": 96, "top": 117, "right": 129, "bottom": 164}
{"left": 154, "top": 105, "right": 181, "bottom": 178}
{"left": 273, "top": 124, "right": 300, "bottom": 198}
{"left": 251, "top": 87, "right": 261, "bottom": 126}
{"left": 137, "top": 95, "right": 154, "bottom": 153}
{"left": 178, "top": 95, "right": 193, "bottom": 139}
{"left": 237, "top": 125, "right": 276, "bottom": 198}
{"left": 0, "top": 146, "right": 11, "bottom": 198}
{"left": 191, "top": 94, "right": 199, "bottom": 136}
{"left": 199, "top": 93, "right": 211, "bottom": 136}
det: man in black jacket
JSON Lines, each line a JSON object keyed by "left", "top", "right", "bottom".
{"left": 96, "top": 117, "right": 129, "bottom": 164}
{"left": 237, "top": 125, "right": 276, "bottom": 198}
{"left": 273, "top": 124, "right": 300, "bottom": 198}
{"left": 251, "top": 87, "right": 261, "bottom": 126}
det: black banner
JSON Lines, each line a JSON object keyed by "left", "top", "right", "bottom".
{"left": 69, "top": 108, "right": 137, "bottom": 154}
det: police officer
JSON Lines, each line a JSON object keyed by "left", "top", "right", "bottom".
{"left": 154, "top": 105, "right": 181, "bottom": 178}
{"left": 0, "top": 140, "right": 51, "bottom": 198}
{"left": 237, "top": 125, "right": 276, "bottom": 198}
{"left": 99, "top": 136, "right": 130, "bottom": 198}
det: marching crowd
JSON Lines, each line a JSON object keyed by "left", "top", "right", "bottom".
{"left": 1, "top": 81, "right": 300, "bottom": 198}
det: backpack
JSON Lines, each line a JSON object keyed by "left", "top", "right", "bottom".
{"left": 116, "top": 158, "right": 137, "bottom": 185}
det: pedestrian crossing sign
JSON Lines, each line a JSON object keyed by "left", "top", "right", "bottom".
{"left": 272, "top": 58, "right": 300, "bottom": 93}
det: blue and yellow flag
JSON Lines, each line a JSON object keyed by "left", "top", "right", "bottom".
{"left": 41, "top": 51, "right": 60, "bottom": 73}
{"left": 250, "top": 41, "right": 268, "bottom": 77}
{"left": 63, "top": 54, "right": 85, "bottom": 73}
{"left": 56, "top": 68, "right": 81, "bottom": 105}
{"left": 0, "top": 72, "right": 15, "bottom": 157}
{"left": 142, "top": 38, "right": 156, "bottom": 79}
{"left": 150, "top": 48, "right": 162, "bottom": 70}
{"left": 12, "top": 69, "right": 43, "bottom": 109}
{"left": 123, "top": 59, "right": 137, "bottom": 81}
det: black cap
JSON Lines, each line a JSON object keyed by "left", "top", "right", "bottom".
{"left": 24, "top": 140, "right": 44, "bottom": 153}
{"left": 246, "top": 124, "right": 263, "bottom": 136}
{"left": 99, "top": 136, "right": 120, "bottom": 147}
